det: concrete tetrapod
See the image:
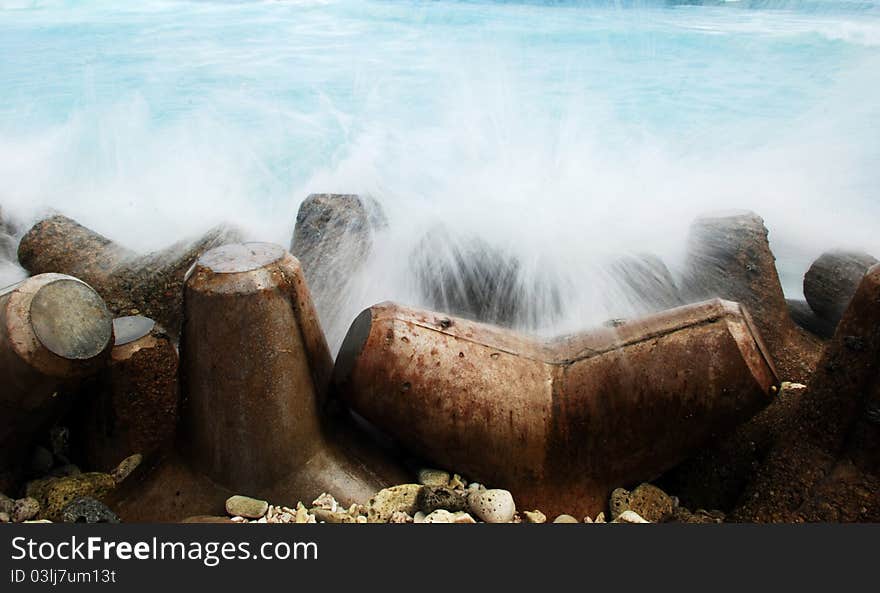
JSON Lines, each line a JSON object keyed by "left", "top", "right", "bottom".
{"left": 733, "top": 264, "right": 880, "bottom": 522}
{"left": 108, "top": 243, "right": 406, "bottom": 522}
{"left": 75, "top": 316, "right": 179, "bottom": 472}
{"left": 681, "top": 211, "right": 821, "bottom": 382}
{"left": 1, "top": 273, "right": 114, "bottom": 467}
{"left": 333, "top": 298, "right": 780, "bottom": 519}
{"left": 18, "top": 214, "right": 241, "bottom": 339}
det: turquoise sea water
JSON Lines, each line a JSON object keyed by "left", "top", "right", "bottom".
{"left": 2, "top": 1, "right": 879, "bottom": 343}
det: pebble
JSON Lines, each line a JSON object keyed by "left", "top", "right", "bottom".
{"left": 311, "top": 492, "right": 339, "bottom": 512}
{"left": 610, "top": 483, "right": 673, "bottom": 523}
{"left": 389, "top": 511, "right": 413, "bottom": 523}
{"left": 0, "top": 493, "right": 13, "bottom": 515}
{"left": 553, "top": 514, "right": 579, "bottom": 523}
{"left": 423, "top": 510, "right": 455, "bottom": 523}
{"left": 26, "top": 473, "right": 116, "bottom": 522}
{"left": 61, "top": 497, "right": 120, "bottom": 524}
{"left": 225, "top": 495, "right": 269, "bottom": 519}
{"left": 0, "top": 512, "right": 9, "bottom": 523}
{"left": 448, "top": 474, "right": 467, "bottom": 489}
{"left": 181, "top": 516, "right": 237, "bottom": 524}
{"left": 311, "top": 508, "right": 356, "bottom": 524}
{"left": 452, "top": 512, "right": 476, "bottom": 524}
{"left": 523, "top": 510, "right": 547, "bottom": 523}
{"left": 417, "top": 469, "right": 450, "bottom": 487}
{"left": 613, "top": 510, "right": 650, "bottom": 524}
{"left": 417, "top": 486, "right": 468, "bottom": 514}
{"left": 467, "top": 488, "right": 516, "bottom": 523}
{"left": 111, "top": 454, "right": 142, "bottom": 483}
{"left": 413, "top": 511, "right": 427, "bottom": 523}
{"left": 12, "top": 497, "right": 40, "bottom": 523}
{"left": 295, "top": 502, "right": 314, "bottom": 524}
{"left": 367, "top": 484, "right": 422, "bottom": 523}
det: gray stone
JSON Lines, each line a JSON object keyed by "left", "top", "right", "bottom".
{"left": 467, "top": 488, "right": 516, "bottom": 523}
{"left": 417, "top": 486, "right": 468, "bottom": 514}
{"left": 61, "top": 497, "right": 120, "bottom": 524}
{"left": 225, "top": 495, "right": 268, "bottom": 519}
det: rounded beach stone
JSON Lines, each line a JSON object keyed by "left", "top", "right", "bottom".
{"left": 225, "top": 495, "right": 269, "bottom": 519}
{"left": 467, "top": 488, "right": 516, "bottom": 523}
{"left": 552, "top": 514, "right": 579, "bottom": 524}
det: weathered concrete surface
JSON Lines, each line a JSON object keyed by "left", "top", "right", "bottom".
{"left": 804, "top": 249, "right": 878, "bottom": 332}
{"left": 333, "top": 298, "right": 779, "bottom": 519}
{"left": 18, "top": 214, "right": 241, "bottom": 339}
{"left": 107, "top": 243, "right": 405, "bottom": 522}
{"left": 1, "top": 274, "right": 114, "bottom": 472}
{"left": 290, "top": 193, "right": 386, "bottom": 333}
{"left": 732, "top": 264, "right": 880, "bottom": 522}
{"left": 74, "top": 316, "right": 179, "bottom": 472}
{"left": 681, "top": 211, "right": 821, "bottom": 383}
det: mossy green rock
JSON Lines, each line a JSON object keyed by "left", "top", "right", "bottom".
{"left": 26, "top": 473, "right": 116, "bottom": 521}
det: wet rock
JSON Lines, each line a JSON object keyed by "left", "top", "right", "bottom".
{"left": 609, "top": 484, "right": 674, "bottom": 523}
{"left": 417, "top": 469, "right": 450, "bottom": 487}
{"left": 553, "top": 514, "right": 579, "bottom": 524}
{"left": 417, "top": 486, "right": 468, "bottom": 514}
{"left": 12, "top": 498, "right": 40, "bottom": 523}
{"left": 522, "top": 510, "right": 547, "bottom": 523}
{"left": 61, "top": 497, "right": 120, "bottom": 524}
{"left": 467, "top": 489, "right": 515, "bottom": 523}
{"left": 111, "top": 454, "right": 142, "bottom": 483}
{"left": 367, "top": 484, "right": 422, "bottom": 523}
{"left": 25, "top": 473, "right": 116, "bottom": 522}
{"left": 225, "top": 495, "right": 268, "bottom": 519}
{"left": 613, "top": 510, "right": 650, "bottom": 524}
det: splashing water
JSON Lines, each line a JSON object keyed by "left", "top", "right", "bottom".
{"left": 1, "top": 0, "right": 879, "bottom": 350}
